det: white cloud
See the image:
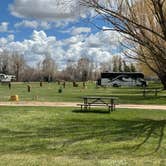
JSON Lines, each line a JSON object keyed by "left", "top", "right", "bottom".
{"left": 40, "top": 21, "right": 51, "bottom": 29}
{"left": 63, "top": 30, "right": 124, "bottom": 63}
{"left": 15, "top": 20, "right": 52, "bottom": 30}
{"left": 9, "top": 0, "right": 98, "bottom": 28}
{"left": 0, "top": 38, "right": 8, "bottom": 46}
{"left": 15, "top": 20, "right": 38, "bottom": 29}
{"left": 0, "top": 35, "right": 14, "bottom": 46}
{"left": 71, "top": 27, "right": 91, "bottom": 35}
{"left": 8, "top": 35, "right": 15, "bottom": 42}
{"left": 0, "top": 29, "right": 124, "bottom": 68}
{"left": 0, "top": 22, "right": 9, "bottom": 32}
{"left": 10, "top": 0, "right": 86, "bottom": 21}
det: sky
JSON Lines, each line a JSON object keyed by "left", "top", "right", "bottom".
{"left": 0, "top": 0, "right": 124, "bottom": 69}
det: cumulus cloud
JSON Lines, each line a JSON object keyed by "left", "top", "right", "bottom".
{"left": 71, "top": 27, "right": 91, "bottom": 35}
{"left": 10, "top": 0, "right": 86, "bottom": 21}
{"left": 0, "top": 29, "right": 124, "bottom": 68}
{"left": 0, "top": 22, "right": 9, "bottom": 32}
{"left": 40, "top": 21, "right": 51, "bottom": 29}
{"left": 15, "top": 20, "right": 38, "bottom": 29}
{"left": 15, "top": 20, "right": 51, "bottom": 29}
{"left": 0, "top": 35, "right": 14, "bottom": 47}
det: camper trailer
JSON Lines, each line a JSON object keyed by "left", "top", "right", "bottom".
{"left": 0, "top": 74, "right": 16, "bottom": 82}
{"left": 97, "top": 72, "right": 147, "bottom": 87}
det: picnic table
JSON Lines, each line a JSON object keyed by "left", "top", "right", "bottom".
{"left": 78, "top": 96, "right": 118, "bottom": 113}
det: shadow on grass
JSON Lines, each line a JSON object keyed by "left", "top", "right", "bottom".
{"left": 132, "top": 119, "right": 166, "bottom": 154}
{"left": 0, "top": 115, "right": 165, "bottom": 156}
{"left": 72, "top": 109, "right": 110, "bottom": 114}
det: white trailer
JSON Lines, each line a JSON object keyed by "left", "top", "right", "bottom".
{"left": 0, "top": 74, "right": 16, "bottom": 82}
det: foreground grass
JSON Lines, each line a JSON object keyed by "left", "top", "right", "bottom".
{"left": 0, "top": 82, "right": 166, "bottom": 104}
{"left": 0, "top": 106, "right": 165, "bottom": 165}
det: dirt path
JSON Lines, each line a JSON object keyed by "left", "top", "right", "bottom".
{"left": 0, "top": 101, "right": 166, "bottom": 110}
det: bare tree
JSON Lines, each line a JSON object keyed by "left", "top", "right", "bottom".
{"left": 11, "top": 52, "right": 26, "bottom": 81}
{"left": 77, "top": 57, "right": 92, "bottom": 81}
{"left": 0, "top": 50, "right": 10, "bottom": 74}
{"left": 82, "top": 0, "right": 166, "bottom": 89}
{"left": 42, "top": 54, "right": 57, "bottom": 82}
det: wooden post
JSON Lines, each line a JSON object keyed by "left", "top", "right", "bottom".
{"left": 73, "top": 81, "right": 75, "bottom": 87}
{"left": 40, "top": 81, "right": 43, "bottom": 87}
{"left": 27, "top": 85, "right": 31, "bottom": 92}
{"left": 83, "top": 97, "right": 88, "bottom": 111}
{"left": 73, "top": 81, "right": 78, "bottom": 87}
{"left": 8, "top": 82, "right": 11, "bottom": 90}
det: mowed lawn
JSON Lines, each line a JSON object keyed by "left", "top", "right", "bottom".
{"left": 0, "top": 106, "right": 165, "bottom": 165}
{"left": 0, "top": 81, "right": 166, "bottom": 104}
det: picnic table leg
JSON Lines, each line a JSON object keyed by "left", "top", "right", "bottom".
{"left": 83, "top": 105, "right": 88, "bottom": 111}
{"left": 84, "top": 105, "right": 87, "bottom": 111}
{"left": 84, "top": 97, "right": 88, "bottom": 111}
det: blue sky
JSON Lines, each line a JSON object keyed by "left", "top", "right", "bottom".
{"left": 0, "top": 0, "right": 123, "bottom": 68}
{"left": 0, "top": 0, "right": 99, "bottom": 41}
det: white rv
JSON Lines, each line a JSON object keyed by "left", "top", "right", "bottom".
{"left": 0, "top": 74, "right": 16, "bottom": 82}
{"left": 97, "top": 72, "right": 147, "bottom": 87}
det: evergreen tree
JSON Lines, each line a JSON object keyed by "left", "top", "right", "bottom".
{"left": 123, "top": 60, "right": 130, "bottom": 72}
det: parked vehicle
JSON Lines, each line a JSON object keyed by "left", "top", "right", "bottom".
{"left": 97, "top": 72, "right": 147, "bottom": 87}
{"left": 0, "top": 73, "right": 16, "bottom": 82}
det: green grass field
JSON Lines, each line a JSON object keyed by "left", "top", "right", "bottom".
{"left": 0, "top": 106, "right": 165, "bottom": 165}
{"left": 0, "top": 81, "right": 166, "bottom": 104}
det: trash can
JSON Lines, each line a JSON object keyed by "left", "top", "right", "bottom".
{"left": 10, "top": 95, "right": 19, "bottom": 101}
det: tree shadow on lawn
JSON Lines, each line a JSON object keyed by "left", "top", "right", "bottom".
{"left": 73, "top": 109, "right": 111, "bottom": 114}
{"left": 0, "top": 116, "right": 165, "bottom": 157}
{"left": 130, "top": 119, "right": 166, "bottom": 155}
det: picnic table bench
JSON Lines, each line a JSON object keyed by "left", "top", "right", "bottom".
{"left": 77, "top": 96, "right": 118, "bottom": 113}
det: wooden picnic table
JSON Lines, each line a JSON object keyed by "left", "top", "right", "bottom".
{"left": 78, "top": 96, "right": 118, "bottom": 112}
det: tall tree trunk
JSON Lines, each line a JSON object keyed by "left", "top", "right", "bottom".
{"left": 158, "top": 73, "right": 166, "bottom": 90}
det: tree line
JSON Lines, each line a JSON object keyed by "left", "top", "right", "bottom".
{"left": 0, "top": 50, "right": 138, "bottom": 82}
